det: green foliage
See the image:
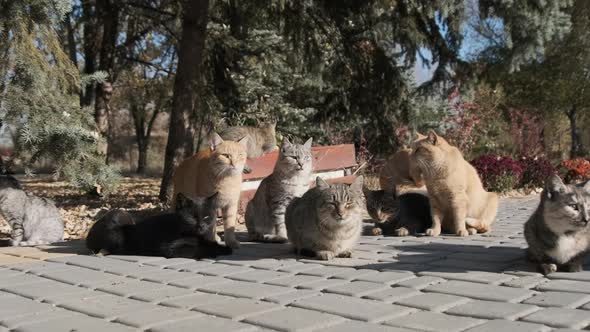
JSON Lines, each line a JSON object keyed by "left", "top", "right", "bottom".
{"left": 0, "top": 0, "right": 120, "bottom": 195}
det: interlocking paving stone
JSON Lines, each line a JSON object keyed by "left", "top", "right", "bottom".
{"left": 462, "top": 319, "right": 551, "bottom": 332}
{"left": 243, "top": 307, "right": 346, "bottom": 331}
{"left": 167, "top": 274, "right": 231, "bottom": 289}
{"left": 129, "top": 285, "right": 193, "bottom": 303}
{"left": 58, "top": 294, "right": 156, "bottom": 319}
{"left": 7, "top": 261, "right": 69, "bottom": 274}
{"left": 201, "top": 280, "right": 295, "bottom": 299}
{"left": 115, "top": 306, "right": 203, "bottom": 328}
{"left": 395, "top": 292, "right": 471, "bottom": 312}
{"left": 197, "top": 263, "right": 255, "bottom": 276}
{"left": 191, "top": 297, "right": 283, "bottom": 320}
{"left": 419, "top": 269, "right": 516, "bottom": 285}
{"left": 263, "top": 289, "right": 321, "bottom": 304}
{"left": 12, "top": 314, "right": 137, "bottom": 332}
{"left": 424, "top": 280, "right": 536, "bottom": 302}
{"left": 167, "top": 260, "right": 216, "bottom": 272}
{"left": 2, "top": 280, "right": 89, "bottom": 301}
{"left": 316, "top": 320, "right": 416, "bottom": 332}
{"left": 331, "top": 268, "right": 380, "bottom": 280}
{"left": 384, "top": 311, "right": 484, "bottom": 332}
{"left": 39, "top": 267, "right": 125, "bottom": 287}
{"left": 291, "top": 293, "right": 416, "bottom": 322}
{"left": 264, "top": 274, "right": 325, "bottom": 287}
{"left": 521, "top": 307, "right": 590, "bottom": 328}
{"left": 324, "top": 280, "right": 390, "bottom": 297}
{"left": 159, "top": 292, "right": 236, "bottom": 309}
{"left": 523, "top": 291, "right": 590, "bottom": 308}
{"left": 536, "top": 279, "right": 590, "bottom": 294}
{"left": 226, "top": 269, "right": 291, "bottom": 283}
{"left": 546, "top": 271, "right": 590, "bottom": 282}
{"left": 298, "top": 266, "right": 358, "bottom": 277}
{"left": 396, "top": 275, "right": 445, "bottom": 289}
{"left": 1, "top": 307, "right": 74, "bottom": 328}
{"left": 296, "top": 278, "right": 350, "bottom": 291}
{"left": 354, "top": 271, "right": 415, "bottom": 285}
{"left": 146, "top": 315, "right": 259, "bottom": 332}
{"left": 96, "top": 279, "right": 167, "bottom": 297}
{"left": 362, "top": 286, "right": 421, "bottom": 303}
{"left": 445, "top": 299, "right": 540, "bottom": 320}
{"left": 502, "top": 276, "right": 548, "bottom": 289}
{"left": 0, "top": 272, "right": 49, "bottom": 287}
{"left": 0, "top": 294, "right": 56, "bottom": 319}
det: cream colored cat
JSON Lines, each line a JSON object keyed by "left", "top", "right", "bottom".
{"left": 172, "top": 132, "right": 248, "bottom": 249}
{"left": 411, "top": 130, "right": 498, "bottom": 236}
{"left": 379, "top": 148, "right": 424, "bottom": 191}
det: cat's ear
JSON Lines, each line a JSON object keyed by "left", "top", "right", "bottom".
{"left": 581, "top": 180, "right": 590, "bottom": 193}
{"left": 303, "top": 137, "right": 313, "bottom": 149}
{"left": 316, "top": 176, "right": 329, "bottom": 189}
{"left": 427, "top": 130, "right": 438, "bottom": 145}
{"left": 350, "top": 175, "right": 364, "bottom": 192}
{"left": 238, "top": 135, "right": 250, "bottom": 149}
{"left": 415, "top": 132, "right": 426, "bottom": 140}
{"left": 546, "top": 175, "right": 567, "bottom": 199}
{"left": 281, "top": 136, "right": 291, "bottom": 147}
{"left": 209, "top": 132, "right": 224, "bottom": 151}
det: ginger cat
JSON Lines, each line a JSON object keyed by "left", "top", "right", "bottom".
{"left": 379, "top": 148, "right": 424, "bottom": 191}
{"left": 172, "top": 132, "right": 248, "bottom": 249}
{"left": 411, "top": 130, "right": 498, "bottom": 236}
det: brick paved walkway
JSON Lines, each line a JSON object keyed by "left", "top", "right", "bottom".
{"left": 1, "top": 196, "right": 590, "bottom": 331}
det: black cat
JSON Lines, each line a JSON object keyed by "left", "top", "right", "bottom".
{"left": 86, "top": 193, "right": 232, "bottom": 259}
{"left": 365, "top": 189, "right": 432, "bottom": 236}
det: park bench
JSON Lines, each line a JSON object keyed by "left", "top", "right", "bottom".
{"left": 238, "top": 144, "right": 358, "bottom": 214}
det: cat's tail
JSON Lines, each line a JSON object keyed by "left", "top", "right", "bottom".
{"left": 466, "top": 192, "right": 499, "bottom": 233}
{"left": 85, "top": 210, "right": 135, "bottom": 255}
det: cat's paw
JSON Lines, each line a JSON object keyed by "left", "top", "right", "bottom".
{"left": 540, "top": 263, "right": 558, "bottom": 275}
{"left": 316, "top": 251, "right": 335, "bottom": 260}
{"left": 467, "top": 227, "right": 478, "bottom": 235}
{"left": 337, "top": 250, "right": 352, "bottom": 258}
{"left": 371, "top": 227, "right": 383, "bottom": 236}
{"left": 395, "top": 227, "right": 410, "bottom": 237}
{"left": 9, "top": 239, "right": 20, "bottom": 246}
{"left": 425, "top": 228, "right": 441, "bottom": 236}
{"left": 455, "top": 228, "right": 469, "bottom": 237}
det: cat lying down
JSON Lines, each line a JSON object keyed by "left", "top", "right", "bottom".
{"left": 86, "top": 193, "right": 232, "bottom": 259}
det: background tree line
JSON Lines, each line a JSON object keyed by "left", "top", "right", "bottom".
{"left": 0, "top": 0, "right": 585, "bottom": 201}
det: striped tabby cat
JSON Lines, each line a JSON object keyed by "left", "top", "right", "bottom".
{"left": 245, "top": 137, "right": 313, "bottom": 242}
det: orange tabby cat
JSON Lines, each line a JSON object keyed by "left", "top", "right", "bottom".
{"left": 411, "top": 130, "right": 498, "bottom": 236}
{"left": 379, "top": 148, "right": 424, "bottom": 191}
{"left": 172, "top": 132, "right": 248, "bottom": 249}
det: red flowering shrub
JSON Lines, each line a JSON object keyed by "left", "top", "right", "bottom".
{"left": 518, "top": 156, "right": 556, "bottom": 189}
{"left": 559, "top": 158, "right": 590, "bottom": 183}
{"left": 471, "top": 154, "right": 523, "bottom": 192}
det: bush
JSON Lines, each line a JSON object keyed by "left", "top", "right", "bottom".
{"left": 559, "top": 158, "right": 590, "bottom": 183}
{"left": 518, "top": 156, "right": 556, "bottom": 189}
{"left": 471, "top": 154, "right": 523, "bottom": 193}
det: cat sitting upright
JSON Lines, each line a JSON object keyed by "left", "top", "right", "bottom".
{"left": 286, "top": 176, "right": 364, "bottom": 260}
{"left": 86, "top": 193, "right": 232, "bottom": 259}
{"left": 411, "top": 130, "right": 498, "bottom": 236}
{"left": 525, "top": 175, "right": 590, "bottom": 275}
{"left": 0, "top": 175, "right": 63, "bottom": 246}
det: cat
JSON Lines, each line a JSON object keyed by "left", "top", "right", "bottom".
{"left": 364, "top": 188, "right": 432, "bottom": 236}
{"left": 0, "top": 175, "right": 63, "bottom": 246}
{"left": 285, "top": 176, "right": 364, "bottom": 260}
{"left": 411, "top": 130, "right": 498, "bottom": 236}
{"left": 524, "top": 175, "right": 590, "bottom": 275}
{"left": 86, "top": 193, "right": 232, "bottom": 259}
{"left": 220, "top": 119, "right": 278, "bottom": 173}
{"left": 379, "top": 148, "right": 425, "bottom": 191}
{"left": 245, "top": 137, "right": 313, "bottom": 243}
{"left": 172, "top": 132, "right": 248, "bottom": 249}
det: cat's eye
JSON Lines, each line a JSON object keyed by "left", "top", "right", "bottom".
{"left": 221, "top": 154, "right": 230, "bottom": 159}
{"left": 570, "top": 204, "right": 579, "bottom": 211}
{"left": 345, "top": 202, "right": 353, "bottom": 208}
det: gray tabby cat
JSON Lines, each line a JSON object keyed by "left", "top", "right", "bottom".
{"left": 245, "top": 137, "right": 313, "bottom": 242}
{"left": 286, "top": 176, "right": 364, "bottom": 260}
{"left": 524, "top": 175, "right": 590, "bottom": 275}
{"left": 0, "top": 175, "right": 63, "bottom": 246}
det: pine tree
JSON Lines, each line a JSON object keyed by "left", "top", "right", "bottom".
{"left": 0, "top": 0, "right": 120, "bottom": 195}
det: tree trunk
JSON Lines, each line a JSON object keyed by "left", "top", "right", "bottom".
{"left": 65, "top": 13, "right": 78, "bottom": 67}
{"left": 159, "top": 0, "right": 210, "bottom": 203}
{"left": 137, "top": 136, "right": 148, "bottom": 174}
{"left": 94, "top": 0, "right": 120, "bottom": 162}
{"left": 81, "top": 0, "right": 99, "bottom": 107}
{"left": 567, "top": 105, "right": 583, "bottom": 158}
